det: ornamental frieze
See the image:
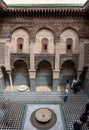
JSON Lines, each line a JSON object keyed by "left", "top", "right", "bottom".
{"left": 35, "top": 54, "right": 55, "bottom": 69}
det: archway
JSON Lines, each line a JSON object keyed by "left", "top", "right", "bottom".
{"left": 12, "top": 60, "right": 29, "bottom": 86}
{"left": 59, "top": 60, "right": 77, "bottom": 85}
{"left": 1, "top": 66, "right": 10, "bottom": 87}
{"left": 36, "top": 60, "right": 52, "bottom": 91}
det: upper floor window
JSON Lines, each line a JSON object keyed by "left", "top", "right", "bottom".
{"left": 66, "top": 38, "right": 73, "bottom": 53}
{"left": 17, "top": 38, "right": 24, "bottom": 53}
{"left": 41, "top": 38, "right": 48, "bottom": 53}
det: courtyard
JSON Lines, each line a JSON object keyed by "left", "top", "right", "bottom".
{"left": 0, "top": 87, "right": 89, "bottom": 130}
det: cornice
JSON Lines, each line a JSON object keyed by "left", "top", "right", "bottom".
{"left": 0, "top": 0, "right": 6, "bottom": 10}
{"left": 0, "top": 1, "right": 89, "bottom": 19}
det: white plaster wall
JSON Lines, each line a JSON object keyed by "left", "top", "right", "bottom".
{"left": 10, "top": 29, "right": 29, "bottom": 53}
{"left": 35, "top": 29, "right": 54, "bottom": 54}
{"left": 60, "top": 29, "right": 80, "bottom": 54}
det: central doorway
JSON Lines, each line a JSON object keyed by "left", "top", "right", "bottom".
{"left": 36, "top": 60, "right": 52, "bottom": 91}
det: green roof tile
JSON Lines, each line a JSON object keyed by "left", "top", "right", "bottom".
{"left": 7, "top": 3, "right": 84, "bottom": 7}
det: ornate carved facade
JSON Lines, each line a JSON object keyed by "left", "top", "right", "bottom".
{"left": 0, "top": 0, "right": 89, "bottom": 91}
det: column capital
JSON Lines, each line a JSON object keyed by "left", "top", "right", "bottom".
{"left": 28, "top": 70, "right": 36, "bottom": 72}
{"left": 29, "top": 70, "right": 36, "bottom": 79}
{"left": 6, "top": 69, "right": 12, "bottom": 74}
{"left": 53, "top": 70, "right": 60, "bottom": 72}
{"left": 53, "top": 70, "right": 60, "bottom": 79}
{"left": 30, "top": 42, "right": 35, "bottom": 45}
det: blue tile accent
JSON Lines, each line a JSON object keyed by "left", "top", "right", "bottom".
{"left": 12, "top": 74, "right": 30, "bottom": 86}
{"left": 53, "top": 79, "right": 59, "bottom": 91}
{"left": 36, "top": 75, "right": 52, "bottom": 86}
{"left": 59, "top": 75, "right": 75, "bottom": 86}
{"left": 30, "top": 79, "right": 35, "bottom": 91}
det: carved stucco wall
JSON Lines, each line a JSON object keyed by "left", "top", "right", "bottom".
{"left": 60, "top": 28, "right": 80, "bottom": 54}
{"left": 10, "top": 28, "right": 29, "bottom": 54}
{"left": 60, "top": 54, "right": 79, "bottom": 69}
{"left": 10, "top": 53, "right": 30, "bottom": 69}
{"left": 0, "top": 18, "right": 88, "bottom": 72}
{"left": 35, "top": 29, "right": 54, "bottom": 54}
{"left": 35, "top": 54, "right": 55, "bottom": 70}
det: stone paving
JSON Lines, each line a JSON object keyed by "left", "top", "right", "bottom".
{"left": 0, "top": 90, "right": 89, "bottom": 130}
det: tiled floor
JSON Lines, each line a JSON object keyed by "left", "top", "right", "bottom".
{"left": 22, "top": 104, "right": 65, "bottom": 130}
{"left": 5, "top": 85, "right": 65, "bottom": 92}
{"left": 0, "top": 89, "right": 89, "bottom": 130}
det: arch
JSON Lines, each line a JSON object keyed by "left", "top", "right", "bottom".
{"left": 60, "top": 28, "right": 80, "bottom": 54}
{"left": 12, "top": 59, "right": 29, "bottom": 86}
{"left": 35, "top": 58, "right": 54, "bottom": 70}
{"left": 60, "top": 28, "right": 79, "bottom": 39}
{"left": 37, "top": 60, "right": 52, "bottom": 75}
{"left": 59, "top": 60, "right": 77, "bottom": 85}
{"left": 12, "top": 58, "right": 29, "bottom": 69}
{"left": 36, "top": 27, "right": 54, "bottom": 36}
{"left": 36, "top": 28, "right": 54, "bottom": 37}
{"left": 1, "top": 66, "right": 10, "bottom": 86}
{"left": 11, "top": 28, "right": 29, "bottom": 39}
{"left": 11, "top": 27, "right": 29, "bottom": 36}
{"left": 13, "top": 59, "right": 27, "bottom": 69}
{"left": 36, "top": 60, "right": 53, "bottom": 88}
{"left": 10, "top": 28, "right": 29, "bottom": 53}
{"left": 61, "top": 27, "right": 79, "bottom": 38}
{"left": 62, "top": 60, "right": 75, "bottom": 70}
{"left": 61, "top": 60, "right": 76, "bottom": 75}
{"left": 35, "top": 28, "right": 54, "bottom": 54}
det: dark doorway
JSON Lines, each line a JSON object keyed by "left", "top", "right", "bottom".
{"left": 36, "top": 60, "right": 52, "bottom": 88}
{"left": 59, "top": 60, "right": 77, "bottom": 85}
{"left": 12, "top": 60, "right": 29, "bottom": 86}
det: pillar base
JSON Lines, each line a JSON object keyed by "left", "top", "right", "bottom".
{"left": 52, "top": 70, "right": 59, "bottom": 91}
{"left": 53, "top": 79, "right": 59, "bottom": 91}
{"left": 30, "top": 79, "right": 35, "bottom": 92}
{"left": 29, "top": 70, "right": 36, "bottom": 92}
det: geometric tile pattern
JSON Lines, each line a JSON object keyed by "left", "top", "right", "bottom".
{"left": 22, "top": 104, "right": 63, "bottom": 130}
{"left": 0, "top": 90, "right": 89, "bottom": 130}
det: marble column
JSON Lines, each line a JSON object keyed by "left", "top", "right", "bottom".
{"left": 7, "top": 70, "right": 13, "bottom": 91}
{"left": 29, "top": 43, "right": 36, "bottom": 91}
{"left": 29, "top": 70, "right": 36, "bottom": 91}
{"left": 55, "top": 42, "right": 60, "bottom": 70}
{"left": 30, "top": 43, "right": 35, "bottom": 70}
{"left": 53, "top": 70, "right": 60, "bottom": 91}
{"left": 53, "top": 41, "right": 60, "bottom": 91}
